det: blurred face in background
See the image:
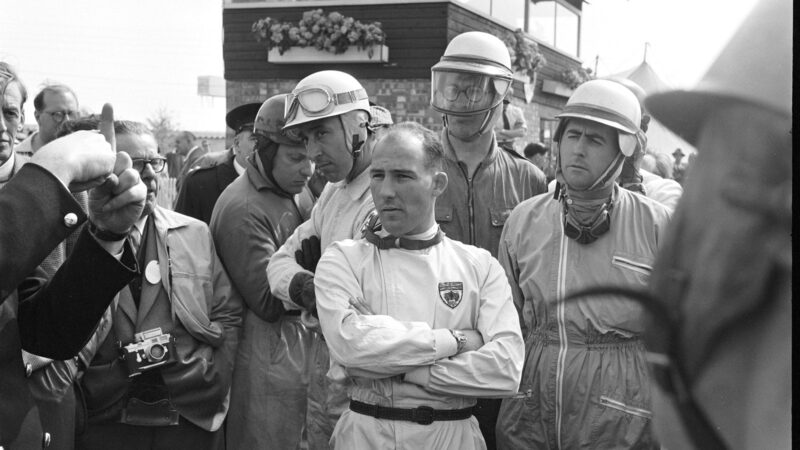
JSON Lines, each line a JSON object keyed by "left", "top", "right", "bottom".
{"left": 35, "top": 89, "right": 79, "bottom": 144}
{"left": 0, "top": 81, "right": 23, "bottom": 164}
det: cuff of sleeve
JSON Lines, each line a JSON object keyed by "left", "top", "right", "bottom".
{"left": 403, "top": 365, "right": 431, "bottom": 387}
{"left": 433, "top": 328, "right": 458, "bottom": 360}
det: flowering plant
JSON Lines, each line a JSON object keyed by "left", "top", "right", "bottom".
{"left": 505, "top": 29, "right": 546, "bottom": 82}
{"left": 560, "top": 66, "right": 594, "bottom": 89}
{"left": 252, "top": 9, "right": 386, "bottom": 58}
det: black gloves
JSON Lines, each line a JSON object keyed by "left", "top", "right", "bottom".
{"left": 295, "top": 235, "right": 321, "bottom": 273}
{"left": 289, "top": 272, "right": 317, "bottom": 318}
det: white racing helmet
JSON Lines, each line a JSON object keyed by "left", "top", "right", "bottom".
{"left": 431, "top": 31, "right": 513, "bottom": 116}
{"left": 555, "top": 79, "right": 644, "bottom": 157}
{"left": 283, "top": 70, "right": 371, "bottom": 131}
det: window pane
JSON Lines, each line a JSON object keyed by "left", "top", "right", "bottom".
{"left": 528, "top": 1, "right": 555, "bottom": 46}
{"left": 455, "top": 0, "right": 492, "bottom": 16}
{"left": 555, "top": 2, "right": 579, "bottom": 56}
{"left": 492, "top": 0, "right": 526, "bottom": 30}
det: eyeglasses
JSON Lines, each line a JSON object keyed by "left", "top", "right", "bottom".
{"left": 43, "top": 110, "right": 79, "bottom": 123}
{"left": 284, "top": 85, "right": 368, "bottom": 123}
{"left": 442, "top": 85, "right": 486, "bottom": 103}
{"left": 131, "top": 157, "right": 167, "bottom": 173}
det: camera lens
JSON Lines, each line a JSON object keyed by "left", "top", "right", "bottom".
{"left": 148, "top": 344, "right": 166, "bottom": 361}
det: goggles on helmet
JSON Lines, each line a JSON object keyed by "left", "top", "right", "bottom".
{"left": 563, "top": 201, "right": 613, "bottom": 245}
{"left": 430, "top": 70, "right": 511, "bottom": 116}
{"left": 284, "top": 85, "right": 369, "bottom": 124}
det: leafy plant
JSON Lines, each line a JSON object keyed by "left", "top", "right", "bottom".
{"left": 560, "top": 67, "right": 594, "bottom": 89}
{"left": 505, "top": 29, "right": 546, "bottom": 82}
{"left": 252, "top": 9, "right": 386, "bottom": 57}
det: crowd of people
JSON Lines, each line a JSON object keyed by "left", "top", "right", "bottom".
{"left": 0, "top": 0, "right": 790, "bottom": 448}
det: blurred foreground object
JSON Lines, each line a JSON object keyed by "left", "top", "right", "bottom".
{"left": 644, "top": 0, "right": 791, "bottom": 448}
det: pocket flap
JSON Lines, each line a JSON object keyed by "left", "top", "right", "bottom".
{"left": 490, "top": 208, "right": 514, "bottom": 227}
{"left": 435, "top": 205, "right": 454, "bottom": 223}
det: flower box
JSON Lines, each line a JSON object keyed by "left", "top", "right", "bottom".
{"left": 268, "top": 45, "right": 389, "bottom": 64}
{"left": 512, "top": 71, "right": 536, "bottom": 103}
{"left": 542, "top": 79, "right": 575, "bottom": 98}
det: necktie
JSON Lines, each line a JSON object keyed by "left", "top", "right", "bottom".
{"left": 502, "top": 104, "right": 510, "bottom": 130}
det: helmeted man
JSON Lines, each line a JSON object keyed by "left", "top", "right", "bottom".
{"left": 643, "top": 0, "right": 790, "bottom": 448}
{"left": 430, "top": 30, "right": 547, "bottom": 447}
{"left": 77, "top": 121, "right": 243, "bottom": 450}
{"left": 495, "top": 79, "right": 671, "bottom": 449}
{"left": 174, "top": 102, "right": 261, "bottom": 224}
{"left": 210, "top": 94, "right": 315, "bottom": 450}
{"left": 315, "top": 122, "right": 524, "bottom": 450}
{"left": 266, "top": 70, "right": 383, "bottom": 449}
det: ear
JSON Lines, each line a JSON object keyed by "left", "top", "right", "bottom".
{"left": 432, "top": 171, "right": 448, "bottom": 197}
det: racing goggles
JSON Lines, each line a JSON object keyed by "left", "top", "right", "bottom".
{"left": 431, "top": 70, "right": 511, "bottom": 116}
{"left": 284, "top": 85, "right": 369, "bottom": 124}
{"left": 563, "top": 202, "right": 614, "bottom": 245}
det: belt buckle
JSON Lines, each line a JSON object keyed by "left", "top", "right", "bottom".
{"left": 411, "top": 405, "right": 435, "bottom": 425}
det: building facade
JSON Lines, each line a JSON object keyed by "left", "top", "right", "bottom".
{"left": 222, "top": 0, "right": 585, "bottom": 152}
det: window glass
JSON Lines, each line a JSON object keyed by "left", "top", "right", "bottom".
{"left": 528, "top": 1, "right": 555, "bottom": 46}
{"left": 492, "top": 0, "right": 526, "bottom": 30}
{"left": 455, "top": 0, "right": 492, "bottom": 16}
{"left": 555, "top": 2, "right": 579, "bottom": 56}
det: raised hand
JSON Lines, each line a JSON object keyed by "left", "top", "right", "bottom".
{"left": 87, "top": 105, "right": 146, "bottom": 234}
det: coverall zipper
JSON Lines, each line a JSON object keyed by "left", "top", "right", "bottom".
{"left": 554, "top": 220, "right": 569, "bottom": 450}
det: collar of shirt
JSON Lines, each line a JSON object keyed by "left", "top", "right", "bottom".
{"left": 335, "top": 167, "right": 371, "bottom": 201}
{"left": 0, "top": 151, "right": 16, "bottom": 182}
{"left": 376, "top": 223, "right": 439, "bottom": 241}
{"left": 233, "top": 157, "right": 245, "bottom": 176}
{"left": 132, "top": 215, "right": 149, "bottom": 236}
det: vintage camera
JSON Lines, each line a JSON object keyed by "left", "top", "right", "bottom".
{"left": 120, "top": 327, "right": 176, "bottom": 377}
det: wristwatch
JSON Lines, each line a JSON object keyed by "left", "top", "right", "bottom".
{"left": 449, "top": 329, "right": 467, "bottom": 354}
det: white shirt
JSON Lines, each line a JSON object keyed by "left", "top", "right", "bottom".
{"left": 315, "top": 234, "right": 524, "bottom": 406}
{"left": 267, "top": 169, "right": 375, "bottom": 308}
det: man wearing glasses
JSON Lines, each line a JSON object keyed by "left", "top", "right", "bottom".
{"left": 76, "top": 120, "right": 242, "bottom": 450}
{"left": 16, "top": 84, "right": 80, "bottom": 162}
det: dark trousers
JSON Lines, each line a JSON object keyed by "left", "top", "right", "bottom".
{"left": 76, "top": 419, "right": 223, "bottom": 450}
{"left": 474, "top": 398, "right": 502, "bottom": 450}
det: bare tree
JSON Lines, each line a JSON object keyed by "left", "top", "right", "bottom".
{"left": 147, "top": 107, "right": 179, "bottom": 155}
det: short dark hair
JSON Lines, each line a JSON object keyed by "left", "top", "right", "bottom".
{"left": 0, "top": 62, "right": 28, "bottom": 106}
{"left": 177, "top": 131, "right": 196, "bottom": 142}
{"left": 56, "top": 117, "right": 153, "bottom": 140}
{"left": 524, "top": 142, "right": 547, "bottom": 158}
{"left": 33, "top": 84, "right": 78, "bottom": 112}
{"left": 380, "top": 121, "right": 444, "bottom": 171}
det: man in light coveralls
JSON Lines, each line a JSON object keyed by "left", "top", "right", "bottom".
{"left": 314, "top": 122, "right": 523, "bottom": 449}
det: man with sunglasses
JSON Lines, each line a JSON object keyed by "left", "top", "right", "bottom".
{"left": 77, "top": 120, "right": 243, "bottom": 450}
{"left": 174, "top": 102, "right": 261, "bottom": 224}
{"left": 494, "top": 79, "right": 671, "bottom": 449}
{"left": 15, "top": 84, "right": 80, "bottom": 162}
{"left": 266, "top": 70, "right": 386, "bottom": 449}
{"left": 429, "top": 31, "right": 547, "bottom": 448}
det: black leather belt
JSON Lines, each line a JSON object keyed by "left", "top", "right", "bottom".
{"left": 349, "top": 400, "right": 473, "bottom": 425}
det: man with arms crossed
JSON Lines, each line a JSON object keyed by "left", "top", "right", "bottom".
{"left": 315, "top": 123, "right": 523, "bottom": 449}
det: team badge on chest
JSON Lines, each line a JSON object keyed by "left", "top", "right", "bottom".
{"left": 438, "top": 282, "right": 463, "bottom": 309}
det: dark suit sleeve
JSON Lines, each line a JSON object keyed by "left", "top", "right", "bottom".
{"left": 17, "top": 229, "right": 138, "bottom": 359}
{"left": 0, "top": 164, "right": 87, "bottom": 300}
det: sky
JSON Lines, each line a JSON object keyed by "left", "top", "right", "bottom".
{"left": 0, "top": 0, "right": 760, "bottom": 133}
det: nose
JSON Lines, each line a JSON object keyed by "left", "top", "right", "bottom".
{"left": 300, "top": 159, "right": 313, "bottom": 178}
{"left": 140, "top": 161, "right": 157, "bottom": 179}
{"left": 307, "top": 140, "right": 323, "bottom": 162}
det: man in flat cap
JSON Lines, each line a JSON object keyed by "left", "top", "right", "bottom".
{"left": 174, "top": 102, "right": 261, "bottom": 224}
